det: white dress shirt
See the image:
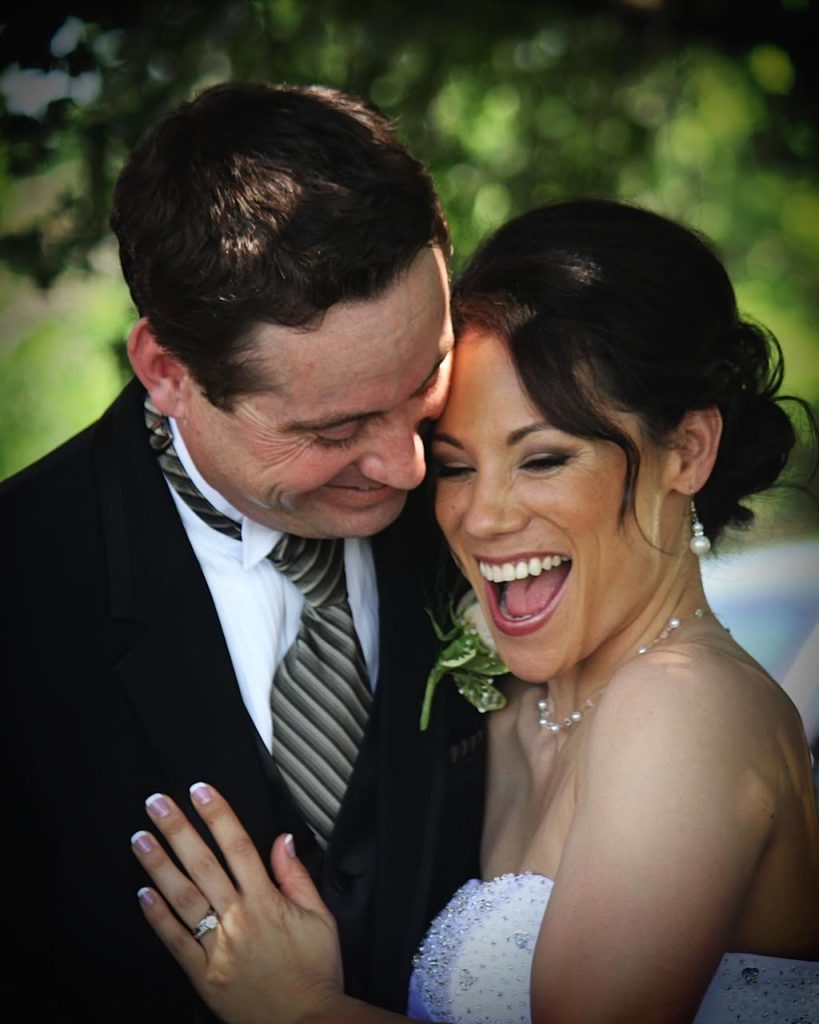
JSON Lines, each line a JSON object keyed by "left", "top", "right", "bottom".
{"left": 165, "top": 420, "right": 380, "bottom": 753}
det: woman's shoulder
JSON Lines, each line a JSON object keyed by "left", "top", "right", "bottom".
{"left": 585, "top": 633, "right": 806, "bottom": 797}
{"left": 602, "top": 631, "right": 799, "bottom": 730}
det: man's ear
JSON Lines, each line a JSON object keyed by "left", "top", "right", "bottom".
{"left": 127, "top": 318, "right": 191, "bottom": 418}
{"left": 669, "top": 406, "right": 723, "bottom": 495}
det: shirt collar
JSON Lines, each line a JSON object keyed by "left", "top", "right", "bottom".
{"left": 168, "top": 417, "right": 283, "bottom": 571}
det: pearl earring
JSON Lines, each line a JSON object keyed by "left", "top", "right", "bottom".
{"left": 689, "top": 498, "right": 711, "bottom": 556}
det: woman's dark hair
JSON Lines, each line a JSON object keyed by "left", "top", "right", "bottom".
{"left": 451, "top": 198, "right": 814, "bottom": 542}
{"left": 111, "top": 81, "right": 449, "bottom": 408}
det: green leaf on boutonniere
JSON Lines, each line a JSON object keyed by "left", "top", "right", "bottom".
{"left": 419, "top": 596, "right": 509, "bottom": 731}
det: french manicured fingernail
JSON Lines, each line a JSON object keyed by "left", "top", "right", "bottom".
{"left": 145, "top": 793, "right": 171, "bottom": 818}
{"left": 284, "top": 833, "right": 296, "bottom": 859}
{"left": 137, "top": 887, "right": 156, "bottom": 907}
{"left": 131, "top": 830, "right": 154, "bottom": 854}
{"left": 190, "top": 782, "right": 213, "bottom": 805}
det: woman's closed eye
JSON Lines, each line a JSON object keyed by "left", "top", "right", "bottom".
{"left": 432, "top": 452, "right": 572, "bottom": 478}
{"left": 432, "top": 459, "right": 474, "bottom": 479}
{"left": 521, "top": 453, "right": 571, "bottom": 472}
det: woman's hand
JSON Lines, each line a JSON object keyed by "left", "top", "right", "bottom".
{"left": 131, "top": 783, "right": 343, "bottom": 1024}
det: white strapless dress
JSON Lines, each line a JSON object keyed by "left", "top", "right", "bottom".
{"left": 407, "top": 873, "right": 818, "bottom": 1023}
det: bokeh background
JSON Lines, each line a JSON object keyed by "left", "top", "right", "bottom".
{"left": 1, "top": 0, "right": 817, "bottom": 733}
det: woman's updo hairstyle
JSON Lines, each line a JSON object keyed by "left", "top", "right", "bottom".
{"left": 451, "top": 198, "right": 810, "bottom": 543}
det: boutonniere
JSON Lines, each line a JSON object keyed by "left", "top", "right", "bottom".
{"left": 420, "top": 590, "right": 509, "bottom": 730}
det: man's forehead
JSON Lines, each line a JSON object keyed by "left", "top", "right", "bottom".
{"left": 241, "top": 248, "right": 452, "bottom": 399}
{"left": 278, "top": 345, "right": 452, "bottom": 434}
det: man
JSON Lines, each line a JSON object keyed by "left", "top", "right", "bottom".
{"left": 3, "top": 82, "right": 484, "bottom": 1021}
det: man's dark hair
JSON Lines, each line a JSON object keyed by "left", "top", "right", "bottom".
{"left": 111, "top": 81, "right": 450, "bottom": 407}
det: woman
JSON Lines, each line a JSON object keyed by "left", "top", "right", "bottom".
{"left": 130, "top": 199, "right": 819, "bottom": 1023}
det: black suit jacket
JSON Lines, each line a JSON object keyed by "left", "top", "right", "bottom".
{"left": 3, "top": 378, "right": 485, "bottom": 1022}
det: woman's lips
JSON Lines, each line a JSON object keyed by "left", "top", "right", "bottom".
{"left": 481, "top": 555, "right": 571, "bottom": 637}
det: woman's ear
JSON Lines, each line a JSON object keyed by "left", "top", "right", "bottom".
{"left": 669, "top": 406, "right": 723, "bottom": 495}
{"left": 127, "top": 318, "right": 191, "bottom": 418}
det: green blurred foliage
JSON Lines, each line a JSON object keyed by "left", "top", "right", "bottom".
{"left": 1, "top": 0, "right": 817, "bottom": 538}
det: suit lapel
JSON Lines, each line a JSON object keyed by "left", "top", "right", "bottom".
{"left": 366, "top": 491, "right": 455, "bottom": 984}
{"left": 93, "top": 380, "right": 279, "bottom": 846}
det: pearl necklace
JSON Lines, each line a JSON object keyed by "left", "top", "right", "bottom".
{"left": 537, "top": 608, "right": 709, "bottom": 732}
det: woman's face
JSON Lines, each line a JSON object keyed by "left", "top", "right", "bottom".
{"left": 432, "top": 329, "right": 681, "bottom": 682}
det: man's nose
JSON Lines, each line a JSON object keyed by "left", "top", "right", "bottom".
{"left": 357, "top": 417, "right": 427, "bottom": 491}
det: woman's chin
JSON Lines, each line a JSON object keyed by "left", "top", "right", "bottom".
{"left": 496, "top": 642, "right": 562, "bottom": 685}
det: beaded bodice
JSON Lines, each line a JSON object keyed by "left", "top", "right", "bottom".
{"left": 407, "top": 872, "right": 819, "bottom": 1024}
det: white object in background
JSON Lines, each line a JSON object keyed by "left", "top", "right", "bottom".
{"left": 701, "top": 537, "right": 819, "bottom": 747}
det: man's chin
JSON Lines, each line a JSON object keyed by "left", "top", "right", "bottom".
{"left": 303, "top": 487, "right": 409, "bottom": 539}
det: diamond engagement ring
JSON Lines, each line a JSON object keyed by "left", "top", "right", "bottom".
{"left": 191, "top": 909, "right": 219, "bottom": 941}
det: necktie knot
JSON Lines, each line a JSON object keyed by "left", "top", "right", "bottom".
{"left": 269, "top": 534, "right": 346, "bottom": 608}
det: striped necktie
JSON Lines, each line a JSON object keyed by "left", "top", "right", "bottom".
{"left": 268, "top": 534, "right": 372, "bottom": 847}
{"left": 144, "top": 396, "right": 372, "bottom": 847}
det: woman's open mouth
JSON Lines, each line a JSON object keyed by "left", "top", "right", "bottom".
{"left": 478, "top": 553, "right": 571, "bottom": 637}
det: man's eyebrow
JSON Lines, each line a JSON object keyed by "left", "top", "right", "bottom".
{"left": 284, "top": 409, "right": 377, "bottom": 433}
{"left": 283, "top": 350, "right": 451, "bottom": 434}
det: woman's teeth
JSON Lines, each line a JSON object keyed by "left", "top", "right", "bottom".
{"left": 478, "top": 555, "right": 570, "bottom": 584}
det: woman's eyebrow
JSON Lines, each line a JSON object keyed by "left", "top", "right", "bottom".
{"left": 431, "top": 422, "right": 553, "bottom": 450}
{"left": 430, "top": 430, "right": 464, "bottom": 450}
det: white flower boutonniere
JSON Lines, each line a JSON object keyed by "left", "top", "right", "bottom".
{"left": 420, "top": 590, "right": 509, "bottom": 731}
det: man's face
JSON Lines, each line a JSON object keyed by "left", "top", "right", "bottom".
{"left": 174, "top": 247, "right": 453, "bottom": 539}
